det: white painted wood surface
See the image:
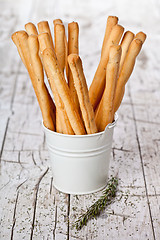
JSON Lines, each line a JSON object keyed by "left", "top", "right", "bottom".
{"left": 0, "top": 0, "right": 160, "bottom": 239}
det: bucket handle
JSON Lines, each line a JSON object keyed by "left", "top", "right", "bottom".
{"left": 104, "top": 112, "right": 118, "bottom": 132}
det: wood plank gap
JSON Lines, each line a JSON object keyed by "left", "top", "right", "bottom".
{"left": 17, "top": 179, "right": 29, "bottom": 191}
{"left": 67, "top": 194, "right": 70, "bottom": 240}
{"left": 113, "top": 147, "right": 133, "bottom": 152}
{"left": 128, "top": 84, "right": 156, "bottom": 240}
{"left": 0, "top": 117, "right": 10, "bottom": 162}
{"left": 53, "top": 205, "right": 57, "bottom": 240}
{"left": 31, "top": 152, "right": 37, "bottom": 166}
{"left": 50, "top": 177, "right": 53, "bottom": 195}
{"left": 30, "top": 167, "right": 49, "bottom": 240}
{"left": 10, "top": 191, "right": 19, "bottom": 240}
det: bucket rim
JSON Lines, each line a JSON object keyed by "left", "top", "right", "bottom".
{"left": 43, "top": 113, "right": 118, "bottom": 138}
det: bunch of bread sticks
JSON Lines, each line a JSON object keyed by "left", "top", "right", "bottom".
{"left": 11, "top": 16, "right": 146, "bottom": 135}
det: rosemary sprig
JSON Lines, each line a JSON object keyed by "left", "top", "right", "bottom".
{"left": 74, "top": 177, "right": 118, "bottom": 230}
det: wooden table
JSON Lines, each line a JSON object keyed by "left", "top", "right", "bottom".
{"left": 0, "top": 0, "right": 160, "bottom": 239}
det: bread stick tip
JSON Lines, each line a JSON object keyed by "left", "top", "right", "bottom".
{"left": 38, "top": 20, "right": 48, "bottom": 25}
{"left": 12, "top": 31, "right": 28, "bottom": 42}
{"left": 53, "top": 19, "right": 63, "bottom": 24}
{"left": 108, "top": 16, "right": 119, "bottom": 21}
{"left": 113, "top": 24, "right": 124, "bottom": 32}
{"left": 68, "top": 21, "right": 79, "bottom": 29}
{"left": 124, "top": 30, "right": 135, "bottom": 37}
{"left": 135, "top": 31, "right": 147, "bottom": 44}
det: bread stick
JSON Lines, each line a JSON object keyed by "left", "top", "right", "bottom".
{"left": 28, "top": 34, "right": 56, "bottom": 127}
{"left": 53, "top": 19, "right": 63, "bottom": 39}
{"left": 53, "top": 19, "right": 63, "bottom": 25}
{"left": 11, "top": 32, "right": 27, "bottom": 68}
{"left": 51, "top": 82, "right": 74, "bottom": 134}
{"left": 38, "top": 32, "right": 54, "bottom": 53}
{"left": 28, "top": 33, "right": 56, "bottom": 121}
{"left": 42, "top": 48, "right": 86, "bottom": 135}
{"left": 53, "top": 19, "right": 68, "bottom": 76}
{"left": 56, "top": 108, "right": 63, "bottom": 133}
{"left": 101, "top": 16, "right": 118, "bottom": 58}
{"left": 68, "top": 22, "right": 80, "bottom": 110}
{"left": 68, "top": 54, "right": 98, "bottom": 134}
{"left": 95, "top": 45, "right": 121, "bottom": 132}
{"left": 25, "top": 22, "right": 38, "bottom": 35}
{"left": 119, "top": 31, "right": 135, "bottom": 73}
{"left": 89, "top": 24, "right": 124, "bottom": 110}
{"left": 114, "top": 39, "right": 143, "bottom": 112}
{"left": 135, "top": 31, "right": 146, "bottom": 43}
{"left": 11, "top": 31, "right": 55, "bottom": 131}
{"left": 54, "top": 23, "right": 65, "bottom": 72}
{"left": 37, "top": 21, "right": 54, "bottom": 50}
{"left": 68, "top": 22, "right": 79, "bottom": 55}
{"left": 38, "top": 32, "right": 74, "bottom": 134}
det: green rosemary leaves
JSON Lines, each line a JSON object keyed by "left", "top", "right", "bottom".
{"left": 74, "top": 177, "right": 118, "bottom": 230}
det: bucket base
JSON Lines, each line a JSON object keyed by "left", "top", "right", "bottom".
{"left": 53, "top": 180, "right": 107, "bottom": 195}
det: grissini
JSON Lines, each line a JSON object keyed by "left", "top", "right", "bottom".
{"left": 68, "top": 22, "right": 80, "bottom": 110}
{"left": 53, "top": 19, "right": 63, "bottom": 25}
{"left": 53, "top": 19, "right": 68, "bottom": 75}
{"left": 37, "top": 21, "right": 54, "bottom": 50}
{"left": 38, "top": 32, "right": 74, "bottom": 134}
{"left": 28, "top": 34, "right": 56, "bottom": 127}
{"left": 89, "top": 24, "right": 124, "bottom": 110}
{"left": 95, "top": 45, "right": 121, "bottom": 132}
{"left": 135, "top": 31, "right": 146, "bottom": 43}
{"left": 114, "top": 39, "right": 143, "bottom": 113}
{"left": 53, "top": 19, "right": 63, "bottom": 39}
{"left": 42, "top": 48, "right": 86, "bottom": 135}
{"left": 94, "top": 27, "right": 129, "bottom": 114}
{"left": 119, "top": 31, "right": 135, "bottom": 73}
{"left": 68, "top": 54, "right": 98, "bottom": 134}
{"left": 38, "top": 32, "right": 64, "bottom": 132}
{"left": 101, "top": 16, "right": 118, "bottom": 58}
{"left": 25, "top": 22, "right": 38, "bottom": 35}
{"left": 48, "top": 20, "right": 64, "bottom": 132}
{"left": 11, "top": 31, "right": 55, "bottom": 131}
{"left": 52, "top": 86, "right": 74, "bottom": 134}
{"left": 38, "top": 32, "right": 54, "bottom": 54}
{"left": 54, "top": 23, "right": 65, "bottom": 72}
{"left": 68, "top": 22, "right": 79, "bottom": 55}
{"left": 11, "top": 32, "right": 27, "bottom": 68}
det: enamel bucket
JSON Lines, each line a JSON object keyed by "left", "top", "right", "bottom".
{"left": 43, "top": 113, "right": 118, "bottom": 195}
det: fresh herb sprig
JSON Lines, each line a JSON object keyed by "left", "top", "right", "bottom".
{"left": 74, "top": 177, "right": 118, "bottom": 230}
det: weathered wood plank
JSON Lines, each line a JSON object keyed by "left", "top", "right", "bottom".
{"left": 32, "top": 168, "right": 69, "bottom": 240}
{"left": 69, "top": 194, "right": 154, "bottom": 240}
{"left": 0, "top": 30, "right": 69, "bottom": 240}
{"left": 0, "top": 75, "right": 69, "bottom": 239}
{"left": 0, "top": 160, "right": 29, "bottom": 239}
{"left": 149, "top": 196, "right": 160, "bottom": 240}
{"left": 128, "top": 36, "right": 160, "bottom": 238}
{"left": 10, "top": 166, "right": 48, "bottom": 240}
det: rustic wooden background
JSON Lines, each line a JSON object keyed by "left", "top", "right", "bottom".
{"left": 0, "top": 0, "right": 160, "bottom": 239}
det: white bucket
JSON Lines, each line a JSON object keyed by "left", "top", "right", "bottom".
{"left": 43, "top": 113, "right": 118, "bottom": 195}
